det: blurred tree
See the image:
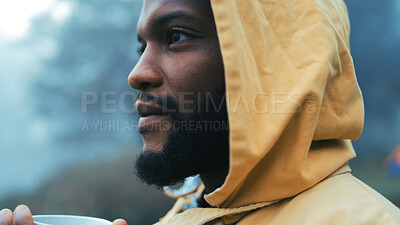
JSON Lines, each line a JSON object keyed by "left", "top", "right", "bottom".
{"left": 29, "top": 0, "right": 142, "bottom": 148}
{"left": 1, "top": 0, "right": 179, "bottom": 223}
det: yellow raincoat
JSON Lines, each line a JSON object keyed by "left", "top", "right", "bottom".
{"left": 156, "top": 0, "right": 400, "bottom": 224}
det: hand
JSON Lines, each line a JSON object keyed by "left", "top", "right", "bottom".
{"left": 0, "top": 205, "right": 34, "bottom": 225}
{"left": 0, "top": 205, "right": 128, "bottom": 225}
{"left": 111, "top": 219, "right": 128, "bottom": 225}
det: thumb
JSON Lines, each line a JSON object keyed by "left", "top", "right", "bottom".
{"left": 112, "top": 218, "right": 127, "bottom": 225}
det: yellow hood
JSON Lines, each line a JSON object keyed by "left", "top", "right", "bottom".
{"left": 204, "top": 0, "right": 364, "bottom": 208}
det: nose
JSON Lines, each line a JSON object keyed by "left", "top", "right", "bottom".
{"left": 127, "top": 54, "right": 163, "bottom": 91}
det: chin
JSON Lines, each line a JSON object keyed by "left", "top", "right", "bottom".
{"left": 138, "top": 115, "right": 172, "bottom": 153}
{"left": 141, "top": 130, "right": 170, "bottom": 153}
{"left": 142, "top": 142, "right": 164, "bottom": 153}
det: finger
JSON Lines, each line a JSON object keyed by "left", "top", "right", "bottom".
{"left": 0, "top": 208, "right": 13, "bottom": 225}
{"left": 12, "top": 205, "right": 34, "bottom": 225}
{"left": 112, "top": 219, "right": 127, "bottom": 225}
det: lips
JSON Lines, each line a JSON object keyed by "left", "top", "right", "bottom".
{"left": 135, "top": 99, "right": 170, "bottom": 132}
{"left": 137, "top": 114, "right": 170, "bottom": 132}
{"left": 135, "top": 100, "right": 164, "bottom": 117}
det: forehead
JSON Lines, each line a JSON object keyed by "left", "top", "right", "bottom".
{"left": 138, "top": 0, "right": 212, "bottom": 30}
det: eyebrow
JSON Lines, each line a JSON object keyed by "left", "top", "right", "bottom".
{"left": 151, "top": 10, "right": 199, "bottom": 27}
{"left": 137, "top": 10, "right": 200, "bottom": 43}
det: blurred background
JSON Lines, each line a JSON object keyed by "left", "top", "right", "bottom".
{"left": 0, "top": 0, "right": 399, "bottom": 224}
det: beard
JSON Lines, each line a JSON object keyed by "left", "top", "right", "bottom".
{"left": 134, "top": 93, "right": 229, "bottom": 189}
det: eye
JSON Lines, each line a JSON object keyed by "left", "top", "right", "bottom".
{"left": 168, "top": 30, "right": 192, "bottom": 44}
{"left": 137, "top": 45, "right": 145, "bottom": 56}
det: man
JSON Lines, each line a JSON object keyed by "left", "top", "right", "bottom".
{"left": 2, "top": 0, "right": 400, "bottom": 224}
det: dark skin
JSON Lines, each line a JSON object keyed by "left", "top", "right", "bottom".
{"left": 130, "top": 0, "right": 228, "bottom": 194}
{"left": 0, "top": 0, "right": 228, "bottom": 223}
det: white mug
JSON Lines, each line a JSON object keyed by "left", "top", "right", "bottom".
{"left": 33, "top": 215, "right": 112, "bottom": 225}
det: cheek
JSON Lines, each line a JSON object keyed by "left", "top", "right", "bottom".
{"left": 163, "top": 50, "right": 225, "bottom": 95}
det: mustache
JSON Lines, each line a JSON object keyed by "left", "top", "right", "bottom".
{"left": 137, "top": 92, "right": 178, "bottom": 112}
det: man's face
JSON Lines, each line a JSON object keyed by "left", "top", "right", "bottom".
{"left": 128, "top": 0, "right": 229, "bottom": 188}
